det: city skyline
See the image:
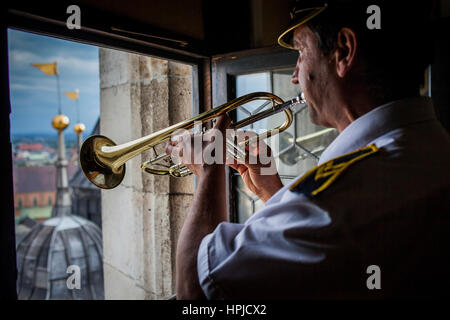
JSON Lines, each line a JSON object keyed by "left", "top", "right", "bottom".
{"left": 8, "top": 29, "right": 100, "bottom": 136}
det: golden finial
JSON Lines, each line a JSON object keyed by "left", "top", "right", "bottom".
{"left": 52, "top": 114, "right": 70, "bottom": 131}
{"left": 74, "top": 122, "right": 86, "bottom": 134}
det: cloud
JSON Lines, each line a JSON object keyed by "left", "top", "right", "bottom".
{"left": 10, "top": 80, "right": 99, "bottom": 96}
{"left": 56, "top": 56, "right": 99, "bottom": 75}
{"left": 7, "top": 30, "right": 100, "bottom": 136}
{"left": 10, "top": 83, "right": 56, "bottom": 92}
{"left": 9, "top": 49, "right": 41, "bottom": 65}
{"left": 9, "top": 49, "right": 99, "bottom": 75}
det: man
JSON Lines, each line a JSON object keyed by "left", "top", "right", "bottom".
{"left": 166, "top": 0, "right": 450, "bottom": 299}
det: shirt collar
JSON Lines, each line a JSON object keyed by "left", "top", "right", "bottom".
{"left": 318, "top": 96, "right": 436, "bottom": 164}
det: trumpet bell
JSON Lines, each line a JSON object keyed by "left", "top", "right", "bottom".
{"left": 80, "top": 135, "right": 126, "bottom": 189}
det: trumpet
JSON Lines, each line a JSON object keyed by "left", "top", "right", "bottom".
{"left": 80, "top": 92, "right": 304, "bottom": 189}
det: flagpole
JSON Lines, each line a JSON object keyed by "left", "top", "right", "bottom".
{"left": 76, "top": 98, "right": 80, "bottom": 123}
{"left": 56, "top": 73, "right": 62, "bottom": 114}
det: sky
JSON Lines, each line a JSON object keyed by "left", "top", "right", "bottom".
{"left": 7, "top": 28, "right": 100, "bottom": 137}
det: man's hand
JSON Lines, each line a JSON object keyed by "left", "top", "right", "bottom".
{"left": 165, "top": 115, "right": 231, "bottom": 177}
{"left": 227, "top": 131, "right": 283, "bottom": 203}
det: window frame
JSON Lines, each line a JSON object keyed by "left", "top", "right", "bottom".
{"left": 6, "top": 7, "right": 209, "bottom": 116}
{"left": 211, "top": 46, "right": 298, "bottom": 222}
{"left": 4, "top": 7, "right": 210, "bottom": 299}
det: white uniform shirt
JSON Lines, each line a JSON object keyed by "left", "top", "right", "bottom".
{"left": 197, "top": 97, "right": 450, "bottom": 299}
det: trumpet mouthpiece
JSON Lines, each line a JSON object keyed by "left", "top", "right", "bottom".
{"left": 299, "top": 92, "right": 306, "bottom": 104}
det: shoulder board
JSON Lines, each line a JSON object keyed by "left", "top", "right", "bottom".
{"left": 289, "top": 144, "right": 379, "bottom": 197}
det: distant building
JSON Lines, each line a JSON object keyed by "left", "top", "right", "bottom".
{"left": 14, "top": 165, "right": 56, "bottom": 222}
{"left": 13, "top": 164, "right": 78, "bottom": 222}
{"left": 69, "top": 119, "right": 102, "bottom": 228}
{"left": 16, "top": 215, "right": 104, "bottom": 299}
{"left": 16, "top": 115, "right": 104, "bottom": 300}
{"left": 18, "top": 143, "right": 44, "bottom": 151}
{"left": 14, "top": 143, "right": 54, "bottom": 166}
{"left": 69, "top": 169, "right": 102, "bottom": 228}
{"left": 15, "top": 217, "right": 37, "bottom": 245}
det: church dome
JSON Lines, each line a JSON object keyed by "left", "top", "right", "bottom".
{"left": 16, "top": 215, "right": 104, "bottom": 299}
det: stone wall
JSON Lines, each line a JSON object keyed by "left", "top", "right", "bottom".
{"left": 99, "top": 48, "right": 194, "bottom": 299}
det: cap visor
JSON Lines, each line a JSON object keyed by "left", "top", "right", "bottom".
{"left": 278, "top": 6, "right": 327, "bottom": 50}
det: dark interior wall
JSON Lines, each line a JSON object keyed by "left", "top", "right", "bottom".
{"left": 249, "top": 0, "right": 291, "bottom": 48}
{"left": 90, "top": 0, "right": 292, "bottom": 53}
{"left": 432, "top": 18, "right": 450, "bottom": 132}
{"left": 432, "top": 2, "right": 450, "bottom": 132}
{"left": 1, "top": 10, "right": 18, "bottom": 300}
{"left": 78, "top": 0, "right": 205, "bottom": 40}
{"left": 202, "top": 0, "right": 292, "bottom": 54}
{"left": 5, "top": 0, "right": 293, "bottom": 56}
{"left": 6, "top": 0, "right": 207, "bottom": 58}
{"left": 202, "top": 0, "right": 252, "bottom": 55}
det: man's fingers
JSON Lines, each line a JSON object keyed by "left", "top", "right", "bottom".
{"left": 165, "top": 143, "right": 183, "bottom": 160}
{"left": 170, "top": 134, "right": 185, "bottom": 144}
{"left": 175, "top": 145, "right": 183, "bottom": 158}
{"left": 227, "top": 162, "right": 247, "bottom": 175}
{"left": 165, "top": 143, "right": 173, "bottom": 155}
{"left": 214, "top": 114, "right": 232, "bottom": 132}
{"left": 235, "top": 129, "right": 257, "bottom": 139}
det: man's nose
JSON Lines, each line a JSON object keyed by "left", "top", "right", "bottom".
{"left": 291, "top": 54, "right": 301, "bottom": 84}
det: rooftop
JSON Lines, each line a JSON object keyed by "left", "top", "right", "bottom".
{"left": 18, "top": 144, "right": 44, "bottom": 151}
{"left": 13, "top": 164, "right": 78, "bottom": 193}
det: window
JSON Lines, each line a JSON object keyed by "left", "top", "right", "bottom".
{"left": 231, "top": 70, "right": 338, "bottom": 222}
{"left": 8, "top": 19, "right": 203, "bottom": 299}
{"left": 212, "top": 48, "right": 338, "bottom": 223}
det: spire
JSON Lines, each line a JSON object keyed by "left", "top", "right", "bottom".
{"left": 51, "top": 114, "right": 72, "bottom": 217}
{"left": 33, "top": 61, "right": 72, "bottom": 216}
{"left": 64, "top": 88, "right": 85, "bottom": 158}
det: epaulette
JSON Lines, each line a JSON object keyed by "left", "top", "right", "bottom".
{"left": 289, "top": 144, "right": 379, "bottom": 197}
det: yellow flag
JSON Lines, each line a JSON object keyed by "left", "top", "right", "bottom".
{"left": 31, "top": 62, "right": 58, "bottom": 75}
{"left": 64, "top": 89, "right": 79, "bottom": 100}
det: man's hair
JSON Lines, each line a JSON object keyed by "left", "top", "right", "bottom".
{"left": 304, "top": 0, "right": 434, "bottom": 101}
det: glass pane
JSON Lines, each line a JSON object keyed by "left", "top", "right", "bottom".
{"left": 235, "top": 72, "right": 271, "bottom": 132}
{"left": 9, "top": 28, "right": 195, "bottom": 300}
{"left": 270, "top": 69, "right": 338, "bottom": 179}
{"left": 9, "top": 28, "right": 104, "bottom": 300}
{"left": 236, "top": 72, "right": 271, "bottom": 101}
{"left": 232, "top": 69, "right": 338, "bottom": 223}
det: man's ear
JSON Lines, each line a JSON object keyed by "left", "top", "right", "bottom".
{"left": 334, "top": 27, "right": 357, "bottom": 78}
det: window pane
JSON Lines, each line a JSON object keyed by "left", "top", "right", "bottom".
{"left": 232, "top": 69, "right": 338, "bottom": 223}
{"left": 9, "top": 28, "right": 196, "bottom": 300}
{"left": 271, "top": 69, "right": 338, "bottom": 179}
{"left": 9, "top": 28, "right": 104, "bottom": 300}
